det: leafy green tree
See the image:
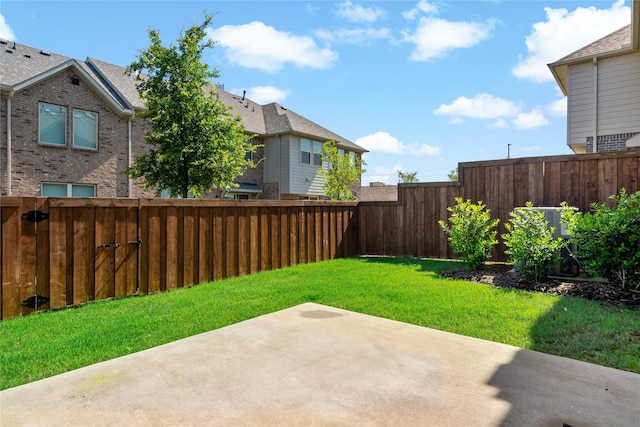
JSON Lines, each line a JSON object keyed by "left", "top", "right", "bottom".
{"left": 125, "top": 12, "right": 254, "bottom": 198}
{"left": 318, "top": 140, "right": 365, "bottom": 200}
{"left": 438, "top": 198, "right": 500, "bottom": 270}
{"left": 397, "top": 170, "right": 419, "bottom": 183}
{"left": 448, "top": 168, "right": 458, "bottom": 182}
{"left": 502, "top": 202, "right": 566, "bottom": 281}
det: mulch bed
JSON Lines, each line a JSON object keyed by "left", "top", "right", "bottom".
{"left": 440, "top": 266, "right": 640, "bottom": 311}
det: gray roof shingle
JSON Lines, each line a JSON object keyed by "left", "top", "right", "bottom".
{"left": 551, "top": 24, "right": 631, "bottom": 64}
{"left": 0, "top": 39, "right": 70, "bottom": 86}
{"left": 262, "top": 103, "right": 364, "bottom": 152}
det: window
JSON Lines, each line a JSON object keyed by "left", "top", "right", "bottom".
{"left": 42, "top": 183, "right": 96, "bottom": 197}
{"left": 39, "top": 103, "right": 66, "bottom": 145}
{"left": 313, "top": 141, "right": 323, "bottom": 166}
{"left": 301, "top": 138, "right": 311, "bottom": 164}
{"left": 224, "top": 193, "right": 250, "bottom": 200}
{"left": 301, "top": 139, "right": 323, "bottom": 165}
{"left": 73, "top": 109, "right": 98, "bottom": 149}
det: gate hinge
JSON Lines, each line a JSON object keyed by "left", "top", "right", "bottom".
{"left": 22, "top": 295, "right": 50, "bottom": 309}
{"left": 21, "top": 210, "right": 49, "bottom": 223}
{"left": 128, "top": 237, "right": 143, "bottom": 248}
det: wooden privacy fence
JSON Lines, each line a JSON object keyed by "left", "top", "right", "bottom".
{"left": 2, "top": 150, "right": 639, "bottom": 320}
{"left": 359, "top": 150, "right": 640, "bottom": 262}
{"left": 0, "top": 198, "right": 359, "bottom": 320}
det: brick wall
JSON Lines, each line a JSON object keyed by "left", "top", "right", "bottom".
{"left": 2, "top": 70, "right": 132, "bottom": 197}
{"left": 586, "top": 132, "right": 639, "bottom": 153}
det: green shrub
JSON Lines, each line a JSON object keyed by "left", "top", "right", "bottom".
{"left": 560, "top": 189, "right": 640, "bottom": 291}
{"left": 502, "top": 202, "right": 566, "bottom": 281}
{"left": 438, "top": 197, "right": 499, "bottom": 270}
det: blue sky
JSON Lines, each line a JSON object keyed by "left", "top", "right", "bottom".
{"left": 1, "top": 1, "right": 634, "bottom": 184}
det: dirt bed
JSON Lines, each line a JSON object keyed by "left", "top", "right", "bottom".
{"left": 440, "top": 267, "right": 640, "bottom": 311}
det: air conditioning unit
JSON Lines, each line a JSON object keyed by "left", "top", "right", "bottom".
{"left": 514, "top": 206, "right": 578, "bottom": 277}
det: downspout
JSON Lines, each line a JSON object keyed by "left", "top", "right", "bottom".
{"left": 6, "top": 92, "right": 13, "bottom": 195}
{"left": 278, "top": 135, "right": 282, "bottom": 200}
{"left": 593, "top": 57, "right": 598, "bottom": 153}
{"left": 128, "top": 118, "right": 132, "bottom": 197}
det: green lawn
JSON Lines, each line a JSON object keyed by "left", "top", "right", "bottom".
{"left": 2, "top": 256, "right": 639, "bottom": 390}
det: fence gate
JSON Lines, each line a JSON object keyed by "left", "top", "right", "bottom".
{"left": 1, "top": 197, "right": 49, "bottom": 319}
{"left": 0, "top": 198, "right": 140, "bottom": 320}
{"left": 48, "top": 198, "right": 139, "bottom": 309}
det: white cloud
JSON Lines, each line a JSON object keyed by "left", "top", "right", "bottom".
{"left": 208, "top": 22, "right": 338, "bottom": 73}
{"left": 434, "top": 93, "right": 521, "bottom": 121}
{"left": 512, "top": 0, "right": 630, "bottom": 83}
{"left": 435, "top": 93, "right": 553, "bottom": 129}
{"left": 403, "top": 17, "right": 496, "bottom": 61}
{"left": 237, "top": 86, "right": 289, "bottom": 104}
{"left": 402, "top": 1, "right": 439, "bottom": 21}
{"left": 546, "top": 98, "right": 567, "bottom": 117}
{"left": 512, "top": 109, "right": 549, "bottom": 129}
{"left": 0, "top": 14, "right": 15, "bottom": 41}
{"left": 337, "top": 1, "right": 385, "bottom": 23}
{"left": 355, "top": 131, "right": 441, "bottom": 157}
{"left": 363, "top": 163, "right": 403, "bottom": 185}
{"left": 490, "top": 119, "right": 508, "bottom": 129}
{"left": 315, "top": 27, "right": 391, "bottom": 45}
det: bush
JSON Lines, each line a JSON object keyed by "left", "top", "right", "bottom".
{"left": 438, "top": 197, "right": 499, "bottom": 270}
{"left": 561, "top": 189, "right": 640, "bottom": 291}
{"left": 502, "top": 202, "right": 566, "bottom": 281}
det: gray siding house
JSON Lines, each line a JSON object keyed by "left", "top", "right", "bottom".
{"left": 0, "top": 40, "right": 366, "bottom": 199}
{"left": 548, "top": 0, "right": 640, "bottom": 153}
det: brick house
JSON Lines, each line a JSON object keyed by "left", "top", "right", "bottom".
{"left": 548, "top": 0, "right": 640, "bottom": 153}
{"left": 0, "top": 39, "right": 366, "bottom": 199}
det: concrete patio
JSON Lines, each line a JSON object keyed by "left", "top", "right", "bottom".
{"left": 2, "top": 303, "right": 639, "bottom": 426}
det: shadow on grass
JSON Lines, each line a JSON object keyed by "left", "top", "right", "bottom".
{"left": 356, "top": 255, "right": 464, "bottom": 274}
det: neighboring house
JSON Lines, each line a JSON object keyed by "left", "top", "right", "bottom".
{"left": 548, "top": 0, "right": 640, "bottom": 153}
{"left": 359, "top": 182, "right": 398, "bottom": 202}
{"left": 0, "top": 39, "right": 366, "bottom": 199}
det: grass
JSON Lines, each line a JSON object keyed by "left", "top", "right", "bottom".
{"left": 1, "top": 256, "right": 639, "bottom": 390}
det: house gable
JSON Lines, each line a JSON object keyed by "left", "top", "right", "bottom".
{"left": 0, "top": 40, "right": 133, "bottom": 118}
